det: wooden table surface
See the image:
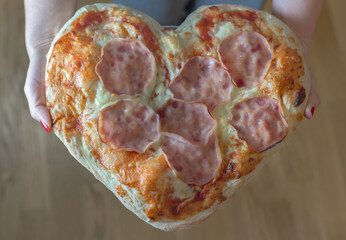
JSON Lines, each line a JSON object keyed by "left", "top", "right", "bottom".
{"left": 1, "top": 0, "right": 345, "bottom": 239}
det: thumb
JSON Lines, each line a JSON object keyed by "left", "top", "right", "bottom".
{"left": 24, "top": 52, "right": 52, "bottom": 132}
{"left": 36, "top": 105, "right": 52, "bottom": 133}
{"left": 304, "top": 68, "right": 320, "bottom": 119}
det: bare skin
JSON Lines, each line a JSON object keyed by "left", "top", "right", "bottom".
{"left": 24, "top": 0, "right": 322, "bottom": 132}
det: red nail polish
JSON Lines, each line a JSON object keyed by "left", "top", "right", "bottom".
{"left": 40, "top": 121, "right": 51, "bottom": 133}
{"left": 311, "top": 107, "right": 315, "bottom": 117}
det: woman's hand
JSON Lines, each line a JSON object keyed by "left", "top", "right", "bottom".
{"left": 305, "top": 62, "right": 320, "bottom": 118}
{"left": 24, "top": 47, "right": 52, "bottom": 132}
{"left": 272, "top": 0, "right": 323, "bottom": 119}
{"left": 24, "top": 0, "right": 77, "bottom": 132}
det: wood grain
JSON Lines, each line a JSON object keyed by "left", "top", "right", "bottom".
{"left": 1, "top": 0, "right": 345, "bottom": 239}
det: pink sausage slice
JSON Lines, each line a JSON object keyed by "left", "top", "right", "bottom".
{"left": 218, "top": 31, "right": 273, "bottom": 88}
{"left": 230, "top": 97, "right": 288, "bottom": 152}
{"left": 98, "top": 99, "right": 159, "bottom": 153}
{"left": 158, "top": 99, "right": 216, "bottom": 146}
{"left": 169, "top": 56, "right": 233, "bottom": 109}
{"left": 96, "top": 39, "right": 156, "bottom": 96}
{"left": 161, "top": 134, "right": 221, "bottom": 185}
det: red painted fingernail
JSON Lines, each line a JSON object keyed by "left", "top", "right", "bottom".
{"left": 311, "top": 107, "right": 315, "bottom": 117}
{"left": 40, "top": 121, "right": 51, "bottom": 133}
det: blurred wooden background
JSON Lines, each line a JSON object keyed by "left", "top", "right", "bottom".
{"left": 1, "top": 0, "right": 345, "bottom": 239}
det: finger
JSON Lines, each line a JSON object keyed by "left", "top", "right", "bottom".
{"left": 24, "top": 55, "right": 52, "bottom": 132}
{"left": 304, "top": 71, "right": 320, "bottom": 119}
{"left": 36, "top": 104, "right": 52, "bottom": 133}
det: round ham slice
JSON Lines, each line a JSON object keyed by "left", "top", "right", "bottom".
{"left": 98, "top": 99, "right": 159, "bottom": 153}
{"left": 218, "top": 31, "right": 273, "bottom": 88}
{"left": 158, "top": 99, "right": 216, "bottom": 146}
{"left": 95, "top": 39, "right": 156, "bottom": 96}
{"left": 161, "top": 134, "right": 221, "bottom": 185}
{"left": 230, "top": 97, "right": 288, "bottom": 152}
{"left": 169, "top": 56, "right": 233, "bottom": 109}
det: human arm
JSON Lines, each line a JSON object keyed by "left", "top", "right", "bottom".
{"left": 272, "top": 0, "right": 323, "bottom": 118}
{"left": 24, "top": 0, "right": 78, "bottom": 132}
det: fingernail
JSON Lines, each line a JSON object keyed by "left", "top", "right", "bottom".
{"left": 40, "top": 121, "right": 51, "bottom": 133}
{"left": 311, "top": 107, "right": 315, "bottom": 117}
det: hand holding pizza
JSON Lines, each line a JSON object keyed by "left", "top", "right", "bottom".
{"left": 24, "top": 0, "right": 77, "bottom": 132}
{"left": 25, "top": 49, "right": 51, "bottom": 131}
{"left": 272, "top": 0, "right": 322, "bottom": 119}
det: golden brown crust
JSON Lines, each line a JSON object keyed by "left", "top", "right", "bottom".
{"left": 46, "top": 4, "right": 309, "bottom": 230}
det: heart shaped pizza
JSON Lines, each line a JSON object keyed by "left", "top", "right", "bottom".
{"left": 46, "top": 3, "right": 309, "bottom": 231}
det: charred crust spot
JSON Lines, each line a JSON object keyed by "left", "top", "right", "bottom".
{"left": 227, "top": 161, "right": 234, "bottom": 171}
{"left": 236, "top": 173, "right": 241, "bottom": 179}
{"left": 172, "top": 206, "right": 179, "bottom": 215}
{"left": 248, "top": 158, "right": 254, "bottom": 163}
{"left": 294, "top": 87, "right": 306, "bottom": 107}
